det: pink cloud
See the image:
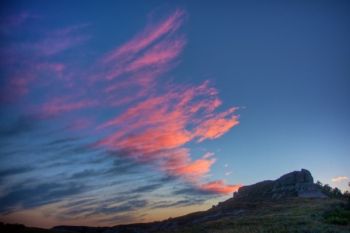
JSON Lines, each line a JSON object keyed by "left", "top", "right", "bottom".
{"left": 32, "top": 34, "right": 89, "bottom": 56}
{"left": 1, "top": 9, "right": 241, "bottom": 195}
{"left": 0, "top": 11, "right": 39, "bottom": 33}
{"left": 200, "top": 180, "right": 242, "bottom": 194}
{"left": 97, "top": 80, "right": 240, "bottom": 192}
{"left": 94, "top": 18, "right": 241, "bottom": 190}
{"left": 165, "top": 152, "right": 216, "bottom": 180}
{"left": 102, "top": 36, "right": 184, "bottom": 81}
{"left": 195, "top": 108, "right": 239, "bottom": 142}
{"left": 0, "top": 22, "right": 89, "bottom": 103}
{"left": 0, "top": 61, "right": 67, "bottom": 103}
{"left": 36, "top": 62, "right": 65, "bottom": 73}
{"left": 40, "top": 97, "right": 97, "bottom": 117}
{"left": 0, "top": 72, "right": 36, "bottom": 103}
{"left": 126, "top": 37, "right": 185, "bottom": 73}
{"left": 68, "top": 117, "right": 94, "bottom": 130}
{"left": 96, "top": 10, "right": 185, "bottom": 82}
{"left": 103, "top": 9, "right": 185, "bottom": 64}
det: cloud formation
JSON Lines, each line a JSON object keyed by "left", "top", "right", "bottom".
{"left": 0, "top": 9, "right": 238, "bottom": 194}
{"left": 331, "top": 176, "right": 349, "bottom": 183}
{"left": 0, "top": 182, "right": 87, "bottom": 214}
{"left": 0, "top": 9, "right": 239, "bottom": 222}
{"left": 93, "top": 11, "right": 240, "bottom": 190}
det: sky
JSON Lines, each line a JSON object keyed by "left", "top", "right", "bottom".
{"left": 0, "top": 0, "right": 349, "bottom": 228}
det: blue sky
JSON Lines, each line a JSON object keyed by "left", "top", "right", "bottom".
{"left": 0, "top": 0, "right": 349, "bottom": 228}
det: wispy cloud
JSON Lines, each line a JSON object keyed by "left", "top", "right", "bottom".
{"left": 40, "top": 97, "right": 98, "bottom": 117}
{"left": 97, "top": 80, "right": 239, "bottom": 192}
{"left": 102, "top": 9, "right": 185, "bottom": 64}
{"left": 0, "top": 22, "right": 90, "bottom": 103}
{"left": 225, "top": 171, "right": 232, "bottom": 176}
{"left": 0, "top": 8, "right": 241, "bottom": 223}
{"left": 0, "top": 11, "right": 39, "bottom": 34}
{"left": 0, "top": 182, "right": 87, "bottom": 214}
{"left": 49, "top": 9, "right": 239, "bottom": 194}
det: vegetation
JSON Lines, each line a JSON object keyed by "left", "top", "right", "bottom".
{"left": 324, "top": 207, "right": 350, "bottom": 225}
{"left": 158, "top": 198, "right": 350, "bottom": 233}
{"left": 0, "top": 223, "right": 54, "bottom": 233}
{"left": 315, "top": 181, "right": 349, "bottom": 200}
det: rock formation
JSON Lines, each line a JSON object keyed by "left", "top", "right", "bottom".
{"left": 233, "top": 169, "right": 327, "bottom": 200}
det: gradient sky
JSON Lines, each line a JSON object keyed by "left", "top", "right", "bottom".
{"left": 0, "top": 0, "right": 349, "bottom": 228}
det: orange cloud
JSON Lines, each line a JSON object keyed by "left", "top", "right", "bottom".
{"left": 164, "top": 150, "right": 216, "bottom": 181}
{"left": 200, "top": 180, "right": 242, "bottom": 194}
{"left": 97, "top": 80, "right": 240, "bottom": 193}
{"left": 126, "top": 37, "right": 185, "bottom": 73}
{"left": 195, "top": 108, "right": 239, "bottom": 142}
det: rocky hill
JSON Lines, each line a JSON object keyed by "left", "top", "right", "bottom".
{"left": 2, "top": 169, "right": 349, "bottom": 233}
{"left": 211, "top": 168, "right": 327, "bottom": 212}
{"left": 233, "top": 168, "right": 327, "bottom": 200}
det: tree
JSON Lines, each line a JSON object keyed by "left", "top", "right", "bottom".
{"left": 322, "top": 184, "right": 332, "bottom": 196}
{"left": 332, "top": 187, "right": 342, "bottom": 198}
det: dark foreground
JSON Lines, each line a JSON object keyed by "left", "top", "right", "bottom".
{"left": 1, "top": 198, "right": 349, "bottom": 233}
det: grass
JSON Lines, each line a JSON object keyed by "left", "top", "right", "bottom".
{"left": 324, "top": 207, "right": 350, "bottom": 225}
{"left": 158, "top": 198, "right": 350, "bottom": 233}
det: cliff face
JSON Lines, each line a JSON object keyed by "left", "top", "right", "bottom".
{"left": 233, "top": 169, "right": 327, "bottom": 200}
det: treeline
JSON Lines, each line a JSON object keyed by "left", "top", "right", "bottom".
{"left": 316, "top": 181, "right": 350, "bottom": 199}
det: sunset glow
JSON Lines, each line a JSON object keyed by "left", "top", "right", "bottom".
{"left": 0, "top": 0, "right": 349, "bottom": 228}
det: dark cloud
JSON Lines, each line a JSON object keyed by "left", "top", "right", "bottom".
{"left": 158, "top": 175, "right": 178, "bottom": 183}
{"left": 62, "top": 206, "right": 96, "bottom": 217}
{"left": 70, "top": 169, "right": 101, "bottom": 179}
{"left": 0, "top": 182, "right": 87, "bottom": 214}
{"left": 45, "top": 137, "right": 79, "bottom": 146}
{"left": 0, "top": 166, "right": 34, "bottom": 177}
{"left": 68, "top": 156, "right": 147, "bottom": 181}
{"left": 151, "top": 198, "right": 206, "bottom": 209}
{"left": 58, "top": 196, "right": 147, "bottom": 219}
{"left": 98, "top": 213, "right": 140, "bottom": 224}
{"left": 0, "top": 166, "right": 35, "bottom": 184}
{"left": 130, "top": 183, "right": 163, "bottom": 193}
{"left": 59, "top": 198, "right": 95, "bottom": 209}
{"left": 0, "top": 115, "right": 38, "bottom": 138}
{"left": 94, "top": 199, "right": 148, "bottom": 215}
{"left": 173, "top": 186, "right": 220, "bottom": 197}
{"left": 104, "top": 157, "right": 143, "bottom": 176}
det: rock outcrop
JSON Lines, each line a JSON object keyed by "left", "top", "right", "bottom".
{"left": 233, "top": 169, "right": 327, "bottom": 200}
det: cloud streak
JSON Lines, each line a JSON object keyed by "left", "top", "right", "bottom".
{"left": 67, "top": 9, "right": 237, "bottom": 194}
{"left": 0, "top": 9, "right": 240, "bottom": 224}
{"left": 93, "top": 10, "right": 240, "bottom": 193}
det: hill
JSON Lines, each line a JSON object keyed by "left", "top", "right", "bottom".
{"left": 1, "top": 169, "right": 349, "bottom": 233}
